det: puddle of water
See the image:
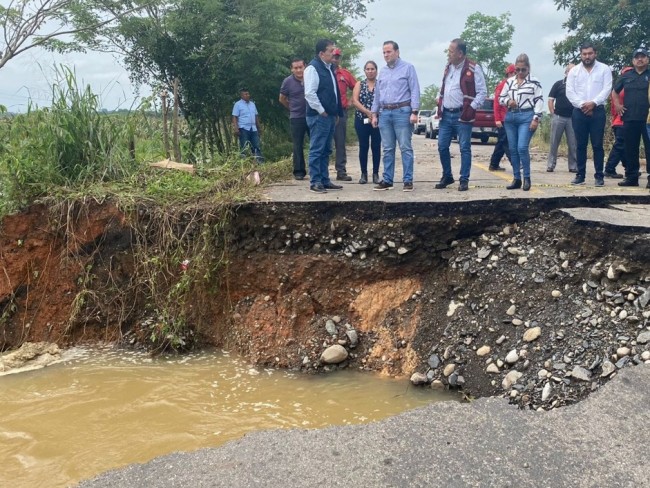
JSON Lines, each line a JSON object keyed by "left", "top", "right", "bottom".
{"left": 0, "top": 347, "right": 454, "bottom": 487}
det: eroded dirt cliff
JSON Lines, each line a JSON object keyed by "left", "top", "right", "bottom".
{"left": 1, "top": 198, "right": 649, "bottom": 409}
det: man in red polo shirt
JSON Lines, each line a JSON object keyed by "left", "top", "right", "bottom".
{"left": 332, "top": 47, "right": 357, "bottom": 181}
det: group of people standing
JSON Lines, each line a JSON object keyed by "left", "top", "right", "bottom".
{"left": 237, "top": 38, "right": 650, "bottom": 194}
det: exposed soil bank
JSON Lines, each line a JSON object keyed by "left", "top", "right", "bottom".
{"left": 1, "top": 197, "right": 649, "bottom": 409}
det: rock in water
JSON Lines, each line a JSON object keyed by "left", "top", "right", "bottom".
{"left": 410, "top": 372, "right": 428, "bottom": 385}
{"left": 320, "top": 345, "right": 348, "bottom": 364}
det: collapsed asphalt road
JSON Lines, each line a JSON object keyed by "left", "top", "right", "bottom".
{"left": 79, "top": 364, "right": 649, "bottom": 487}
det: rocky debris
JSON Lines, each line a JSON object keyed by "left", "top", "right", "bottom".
{"left": 413, "top": 213, "right": 650, "bottom": 411}
{"left": 0, "top": 342, "right": 61, "bottom": 374}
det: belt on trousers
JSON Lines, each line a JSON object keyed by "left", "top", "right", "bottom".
{"left": 380, "top": 101, "right": 410, "bottom": 110}
{"left": 508, "top": 108, "right": 534, "bottom": 113}
{"left": 443, "top": 107, "right": 461, "bottom": 113}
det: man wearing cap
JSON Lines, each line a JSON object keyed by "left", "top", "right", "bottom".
{"left": 566, "top": 42, "right": 612, "bottom": 186}
{"left": 332, "top": 48, "right": 357, "bottom": 181}
{"left": 489, "top": 63, "right": 515, "bottom": 171}
{"left": 370, "top": 40, "right": 421, "bottom": 192}
{"left": 303, "top": 38, "right": 344, "bottom": 193}
{"left": 612, "top": 47, "right": 650, "bottom": 188}
{"left": 280, "top": 58, "right": 309, "bottom": 180}
{"left": 547, "top": 64, "right": 577, "bottom": 173}
{"left": 232, "top": 88, "right": 263, "bottom": 162}
{"left": 435, "top": 38, "right": 487, "bottom": 192}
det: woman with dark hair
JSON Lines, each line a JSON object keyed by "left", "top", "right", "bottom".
{"left": 352, "top": 60, "right": 382, "bottom": 184}
{"left": 499, "top": 53, "right": 544, "bottom": 191}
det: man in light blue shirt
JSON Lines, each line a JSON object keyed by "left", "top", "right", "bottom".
{"left": 370, "top": 40, "right": 420, "bottom": 192}
{"left": 232, "top": 88, "right": 263, "bottom": 162}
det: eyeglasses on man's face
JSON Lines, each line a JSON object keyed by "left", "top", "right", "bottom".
{"left": 515, "top": 67, "right": 528, "bottom": 73}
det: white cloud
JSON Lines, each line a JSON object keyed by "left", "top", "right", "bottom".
{"left": 0, "top": 0, "right": 571, "bottom": 111}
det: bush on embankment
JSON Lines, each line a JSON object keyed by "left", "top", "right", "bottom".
{"left": 0, "top": 70, "right": 292, "bottom": 353}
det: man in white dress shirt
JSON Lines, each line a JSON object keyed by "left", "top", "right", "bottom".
{"left": 565, "top": 42, "right": 612, "bottom": 187}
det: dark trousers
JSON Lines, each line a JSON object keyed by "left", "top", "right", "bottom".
{"left": 333, "top": 111, "right": 348, "bottom": 175}
{"left": 290, "top": 117, "right": 309, "bottom": 178}
{"left": 489, "top": 126, "right": 511, "bottom": 167}
{"left": 605, "top": 126, "right": 626, "bottom": 174}
{"left": 572, "top": 106, "right": 606, "bottom": 179}
{"left": 623, "top": 120, "right": 650, "bottom": 181}
{"left": 354, "top": 117, "right": 381, "bottom": 175}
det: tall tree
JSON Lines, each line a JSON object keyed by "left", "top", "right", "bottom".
{"left": 553, "top": 0, "right": 650, "bottom": 71}
{"left": 100, "top": 0, "right": 370, "bottom": 159}
{"left": 460, "top": 12, "right": 514, "bottom": 91}
{"left": 419, "top": 84, "right": 439, "bottom": 110}
{"left": 0, "top": 0, "right": 148, "bottom": 71}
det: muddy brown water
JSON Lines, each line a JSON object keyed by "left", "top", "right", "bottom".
{"left": 0, "top": 347, "right": 454, "bottom": 488}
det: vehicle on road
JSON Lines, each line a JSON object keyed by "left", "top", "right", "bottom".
{"left": 424, "top": 107, "right": 439, "bottom": 139}
{"left": 413, "top": 109, "right": 432, "bottom": 135}
{"left": 472, "top": 98, "right": 498, "bottom": 144}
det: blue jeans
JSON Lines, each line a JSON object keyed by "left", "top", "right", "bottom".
{"left": 572, "top": 106, "right": 605, "bottom": 179}
{"left": 377, "top": 106, "right": 413, "bottom": 184}
{"left": 438, "top": 110, "right": 472, "bottom": 181}
{"left": 307, "top": 114, "right": 335, "bottom": 186}
{"left": 504, "top": 111, "right": 535, "bottom": 179}
{"left": 238, "top": 128, "right": 263, "bottom": 162}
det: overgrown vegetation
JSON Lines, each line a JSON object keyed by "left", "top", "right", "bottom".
{"left": 0, "top": 71, "right": 291, "bottom": 353}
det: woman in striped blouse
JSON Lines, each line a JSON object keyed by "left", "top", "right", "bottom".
{"left": 499, "top": 53, "right": 544, "bottom": 191}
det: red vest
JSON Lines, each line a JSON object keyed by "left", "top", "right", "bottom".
{"left": 438, "top": 57, "right": 478, "bottom": 123}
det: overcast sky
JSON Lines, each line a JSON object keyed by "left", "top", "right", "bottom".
{"left": 0, "top": 0, "right": 571, "bottom": 112}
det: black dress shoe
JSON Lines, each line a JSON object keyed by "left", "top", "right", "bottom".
{"left": 489, "top": 166, "right": 506, "bottom": 171}
{"left": 309, "top": 184, "right": 327, "bottom": 193}
{"left": 323, "top": 182, "right": 343, "bottom": 190}
{"left": 506, "top": 179, "right": 522, "bottom": 190}
{"left": 336, "top": 173, "right": 352, "bottom": 181}
{"left": 434, "top": 176, "right": 455, "bottom": 189}
{"left": 618, "top": 179, "right": 639, "bottom": 187}
{"left": 458, "top": 180, "right": 469, "bottom": 191}
{"left": 359, "top": 173, "right": 368, "bottom": 184}
{"left": 522, "top": 177, "right": 531, "bottom": 191}
{"left": 372, "top": 173, "right": 380, "bottom": 184}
